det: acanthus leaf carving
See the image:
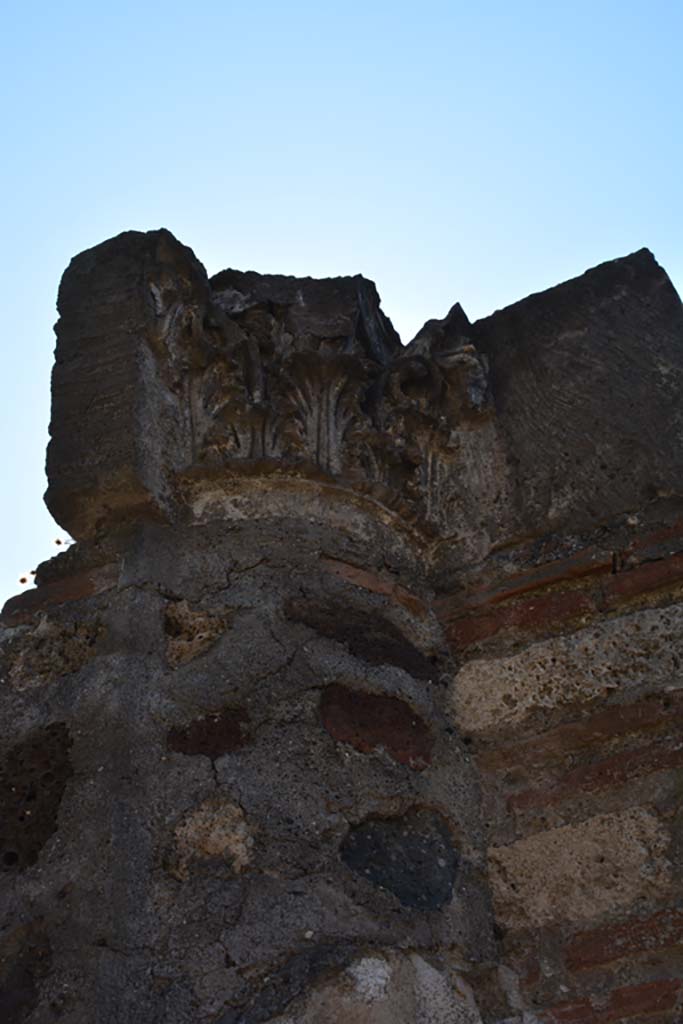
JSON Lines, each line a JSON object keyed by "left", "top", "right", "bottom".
{"left": 157, "top": 269, "right": 497, "bottom": 537}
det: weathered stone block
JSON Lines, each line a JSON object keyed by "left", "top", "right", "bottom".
{"left": 451, "top": 604, "right": 683, "bottom": 736}
{"left": 46, "top": 229, "right": 209, "bottom": 538}
{"left": 163, "top": 599, "right": 232, "bottom": 666}
{"left": 473, "top": 248, "right": 683, "bottom": 539}
{"left": 168, "top": 796, "right": 253, "bottom": 881}
{"left": 488, "top": 809, "right": 671, "bottom": 929}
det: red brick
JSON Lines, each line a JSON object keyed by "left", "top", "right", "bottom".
{"left": 542, "top": 998, "right": 595, "bottom": 1023}
{"left": 608, "top": 978, "right": 681, "bottom": 1019}
{"left": 319, "top": 557, "right": 428, "bottom": 618}
{"left": 320, "top": 684, "right": 433, "bottom": 770}
{"left": 437, "top": 526, "right": 683, "bottom": 651}
{"left": 462, "top": 547, "right": 612, "bottom": 608}
{"left": 445, "top": 587, "right": 597, "bottom": 649}
{"left": 453, "top": 519, "right": 683, "bottom": 607}
{"left": 543, "top": 979, "right": 681, "bottom": 1023}
{"left": 478, "top": 692, "right": 683, "bottom": 771}
{"left": 509, "top": 738, "right": 683, "bottom": 812}
{"left": 632, "top": 520, "right": 683, "bottom": 554}
{"left": 567, "top": 908, "right": 683, "bottom": 971}
{"left": 602, "top": 552, "right": 683, "bottom": 607}
{"left": 1, "top": 564, "right": 119, "bottom": 625}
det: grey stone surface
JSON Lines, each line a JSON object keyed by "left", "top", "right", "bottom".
{"left": 3, "top": 230, "right": 683, "bottom": 1022}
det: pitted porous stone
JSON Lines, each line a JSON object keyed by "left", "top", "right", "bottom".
{"left": 451, "top": 604, "right": 683, "bottom": 735}
{"left": 411, "top": 955, "right": 483, "bottom": 1024}
{"left": 164, "top": 599, "right": 232, "bottom": 666}
{"left": 169, "top": 796, "right": 253, "bottom": 880}
{"left": 488, "top": 808, "right": 671, "bottom": 928}
{"left": 1, "top": 614, "right": 102, "bottom": 690}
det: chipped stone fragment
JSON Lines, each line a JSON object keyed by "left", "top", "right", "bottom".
{"left": 285, "top": 598, "right": 436, "bottom": 679}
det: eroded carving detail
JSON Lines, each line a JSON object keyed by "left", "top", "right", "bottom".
{"left": 182, "top": 278, "right": 493, "bottom": 533}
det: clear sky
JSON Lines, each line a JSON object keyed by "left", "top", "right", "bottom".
{"left": 1, "top": 0, "right": 682, "bottom": 606}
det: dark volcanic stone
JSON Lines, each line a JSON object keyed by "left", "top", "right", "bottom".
{"left": 284, "top": 599, "right": 437, "bottom": 680}
{"left": 340, "top": 808, "right": 458, "bottom": 909}
{"left": 320, "top": 684, "right": 433, "bottom": 769}
{"left": 0, "top": 723, "right": 73, "bottom": 872}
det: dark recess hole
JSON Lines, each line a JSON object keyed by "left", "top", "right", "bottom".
{"left": 1, "top": 723, "right": 73, "bottom": 873}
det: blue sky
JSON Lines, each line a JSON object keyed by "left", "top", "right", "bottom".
{"left": 1, "top": 1, "right": 682, "bottom": 604}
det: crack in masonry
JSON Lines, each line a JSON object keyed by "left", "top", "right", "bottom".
{"left": 230, "top": 558, "right": 268, "bottom": 576}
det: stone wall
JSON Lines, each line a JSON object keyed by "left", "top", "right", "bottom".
{"left": 1, "top": 230, "right": 682, "bottom": 1023}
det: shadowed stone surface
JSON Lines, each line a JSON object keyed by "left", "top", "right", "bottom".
{"left": 285, "top": 599, "right": 438, "bottom": 680}
{"left": 0, "top": 724, "right": 72, "bottom": 872}
{"left": 472, "top": 249, "right": 683, "bottom": 537}
{"left": 2, "top": 229, "right": 683, "bottom": 1023}
{"left": 0, "top": 924, "right": 52, "bottom": 1024}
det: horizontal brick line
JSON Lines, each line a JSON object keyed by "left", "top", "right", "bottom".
{"left": 478, "top": 692, "right": 683, "bottom": 770}
{"left": 439, "top": 546, "right": 683, "bottom": 650}
{"left": 509, "top": 738, "right": 683, "bottom": 811}
{"left": 542, "top": 977, "right": 681, "bottom": 1023}
{"left": 566, "top": 907, "right": 683, "bottom": 971}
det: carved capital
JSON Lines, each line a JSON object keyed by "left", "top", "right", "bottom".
{"left": 48, "top": 230, "right": 495, "bottom": 543}
{"left": 47, "top": 232, "right": 683, "bottom": 563}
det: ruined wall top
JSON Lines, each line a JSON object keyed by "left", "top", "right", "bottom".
{"left": 46, "top": 229, "right": 683, "bottom": 566}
